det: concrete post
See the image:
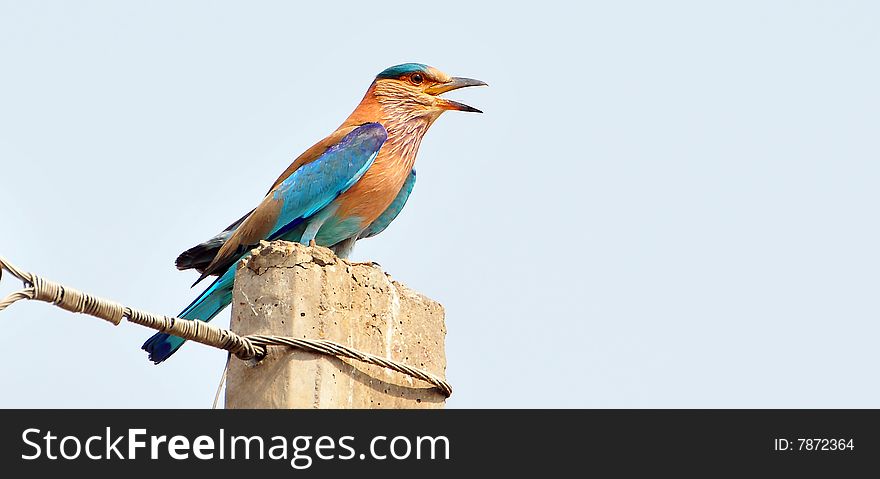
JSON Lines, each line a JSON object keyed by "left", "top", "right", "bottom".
{"left": 224, "top": 241, "right": 447, "bottom": 409}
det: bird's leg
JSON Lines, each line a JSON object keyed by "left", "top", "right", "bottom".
{"left": 332, "top": 236, "right": 381, "bottom": 267}
{"left": 300, "top": 212, "right": 331, "bottom": 246}
{"left": 330, "top": 237, "right": 357, "bottom": 259}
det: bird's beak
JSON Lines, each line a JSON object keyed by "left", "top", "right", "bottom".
{"left": 426, "top": 77, "right": 487, "bottom": 113}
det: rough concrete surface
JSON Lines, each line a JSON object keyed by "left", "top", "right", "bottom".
{"left": 225, "top": 240, "right": 447, "bottom": 409}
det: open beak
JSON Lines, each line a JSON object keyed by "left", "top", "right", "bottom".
{"left": 426, "top": 77, "right": 487, "bottom": 113}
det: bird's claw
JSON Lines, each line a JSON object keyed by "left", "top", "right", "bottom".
{"left": 350, "top": 261, "right": 381, "bottom": 268}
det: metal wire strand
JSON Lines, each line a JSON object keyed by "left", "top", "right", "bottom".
{"left": 0, "top": 255, "right": 451, "bottom": 397}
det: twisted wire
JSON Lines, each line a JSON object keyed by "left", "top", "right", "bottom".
{"left": 0, "top": 255, "right": 451, "bottom": 397}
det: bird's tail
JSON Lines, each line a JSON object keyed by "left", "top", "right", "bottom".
{"left": 141, "top": 267, "right": 236, "bottom": 364}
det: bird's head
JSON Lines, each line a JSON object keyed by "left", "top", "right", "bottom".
{"left": 370, "top": 63, "right": 486, "bottom": 122}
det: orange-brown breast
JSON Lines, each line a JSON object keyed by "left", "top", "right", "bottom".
{"left": 332, "top": 82, "right": 433, "bottom": 229}
{"left": 332, "top": 144, "right": 418, "bottom": 227}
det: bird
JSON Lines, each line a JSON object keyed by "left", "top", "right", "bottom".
{"left": 142, "top": 63, "right": 485, "bottom": 363}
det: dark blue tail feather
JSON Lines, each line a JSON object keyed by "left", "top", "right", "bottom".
{"left": 142, "top": 268, "right": 235, "bottom": 364}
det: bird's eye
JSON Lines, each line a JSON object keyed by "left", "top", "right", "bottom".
{"left": 410, "top": 73, "right": 424, "bottom": 85}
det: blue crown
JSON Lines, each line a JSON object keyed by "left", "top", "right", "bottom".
{"left": 376, "top": 63, "right": 430, "bottom": 79}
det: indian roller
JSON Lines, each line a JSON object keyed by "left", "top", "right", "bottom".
{"left": 142, "top": 63, "right": 485, "bottom": 363}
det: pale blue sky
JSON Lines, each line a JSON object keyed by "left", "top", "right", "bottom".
{"left": 1, "top": 1, "right": 878, "bottom": 407}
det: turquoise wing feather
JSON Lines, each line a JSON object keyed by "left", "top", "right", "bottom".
{"left": 269, "top": 123, "right": 387, "bottom": 239}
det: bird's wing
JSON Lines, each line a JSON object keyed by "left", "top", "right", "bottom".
{"left": 358, "top": 168, "right": 416, "bottom": 239}
{"left": 194, "top": 122, "right": 387, "bottom": 283}
{"left": 176, "top": 123, "right": 387, "bottom": 275}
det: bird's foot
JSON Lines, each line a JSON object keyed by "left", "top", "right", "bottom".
{"left": 349, "top": 260, "right": 382, "bottom": 268}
